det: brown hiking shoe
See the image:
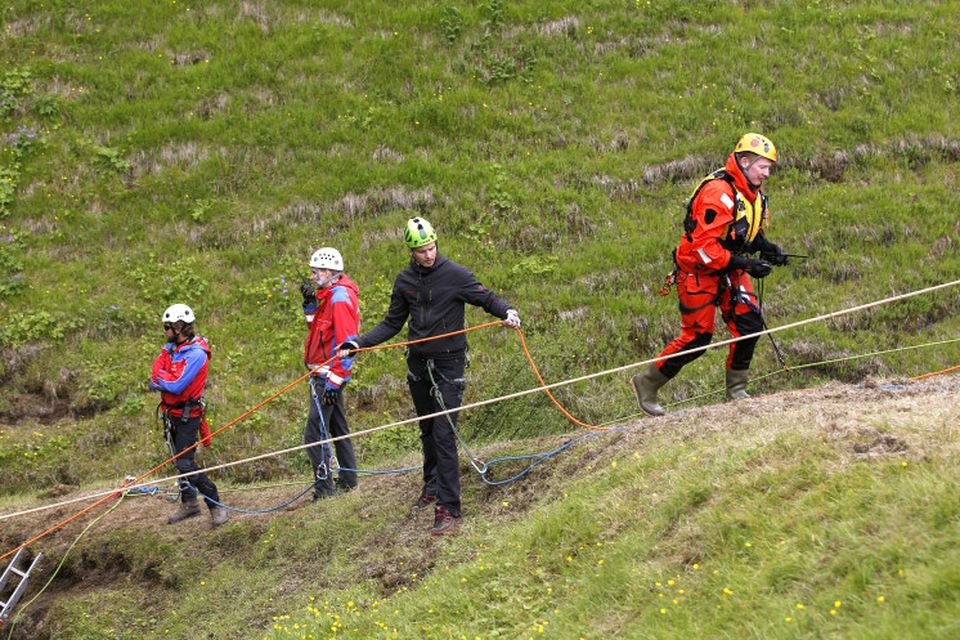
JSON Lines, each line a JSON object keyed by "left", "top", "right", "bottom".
{"left": 210, "top": 506, "right": 230, "bottom": 527}
{"left": 431, "top": 505, "right": 461, "bottom": 535}
{"left": 167, "top": 499, "right": 201, "bottom": 524}
{"left": 412, "top": 493, "right": 437, "bottom": 510}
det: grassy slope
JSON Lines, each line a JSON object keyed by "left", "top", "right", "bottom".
{"left": 4, "top": 377, "right": 960, "bottom": 639}
{"left": 1, "top": 0, "right": 958, "bottom": 489}
{"left": 1, "top": 0, "right": 959, "bottom": 636}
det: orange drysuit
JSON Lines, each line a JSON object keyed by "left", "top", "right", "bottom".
{"left": 656, "top": 152, "right": 778, "bottom": 377}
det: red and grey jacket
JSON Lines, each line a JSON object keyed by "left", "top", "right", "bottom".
{"left": 304, "top": 274, "right": 360, "bottom": 390}
{"left": 675, "top": 152, "right": 772, "bottom": 275}
{"left": 150, "top": 336, "right": 211, "bottom": 418}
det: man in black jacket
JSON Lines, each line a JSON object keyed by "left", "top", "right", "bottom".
{"left": 339, "top": 216, "right": 521, "bottom": 535}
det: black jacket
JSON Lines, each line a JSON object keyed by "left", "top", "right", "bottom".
{"left": 357, "top": 254, "right": 512, "bottom": 358}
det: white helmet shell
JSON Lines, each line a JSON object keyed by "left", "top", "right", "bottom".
{"left": 162, "top": 303, "right": 196, "bottom": 324}
{"left": 309, "top": 247, "right": 344, "bottom": 271}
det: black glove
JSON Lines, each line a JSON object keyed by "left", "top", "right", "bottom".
{"left": 745, "top": 259, "right": 772, "bottom": 278}
{"left": 300, "top": 281, "right": 316, "bottom": 306}
{"left": 759, "top": 241, "right": 788, "bottom": 266}
{"left": 321, "top": 386, "right": 341, "bottom": 406}
{"left": 730, "top": 255, "right": 772, "bottom": 279}
{"left": 337, "top": 340, "right": 360, "bottom": 356}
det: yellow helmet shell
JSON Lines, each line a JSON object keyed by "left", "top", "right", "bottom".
{"left": 734, "top": 133, "right": 778, "bottom": 163}
{"left": 403, "top": 216, "right": 438, "bottom": 249}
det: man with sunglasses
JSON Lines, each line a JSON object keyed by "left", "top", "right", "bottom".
{"left": 150, "top": 304, "right": 228, "bottom": 527}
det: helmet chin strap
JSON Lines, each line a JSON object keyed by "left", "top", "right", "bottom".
{"left": 171, "top": 324, "right": 188, "bottom": 345}
{"left": 737, "top": 153, "right": 763, "bottom": 189}
{"left": 316, "top": 272, "right": 342, "bottom": 289}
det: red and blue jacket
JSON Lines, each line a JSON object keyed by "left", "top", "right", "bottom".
{"left": 150, "top": 336, "right": 211, "bottom": 418}
{"left": 304, "top": 274, "right": 360, "bottom": 391}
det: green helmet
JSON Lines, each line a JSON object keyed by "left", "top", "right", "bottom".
{"left": 403, "top": 216, "right": 438, "bottom": 249}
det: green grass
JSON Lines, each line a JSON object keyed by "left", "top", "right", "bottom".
{"left": 1, "top": 0, "right": 960, "bottom": 635}
{"left": 7, "top": 379, "right": 959, "bottom": 639}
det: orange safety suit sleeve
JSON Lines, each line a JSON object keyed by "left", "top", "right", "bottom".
{"left": 687, "top": 180, "right": 737, "bottom": 271}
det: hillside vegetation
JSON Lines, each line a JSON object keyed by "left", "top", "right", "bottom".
{"left": 1, "top": 0, "right": 959, "bottom": 637}
{"left": 4, "top": 377, "right": 960, "bottom": 639}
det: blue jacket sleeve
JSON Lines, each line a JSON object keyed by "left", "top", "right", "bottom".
{"left": 154, "top": 348, "right": 206, "bottom": 395}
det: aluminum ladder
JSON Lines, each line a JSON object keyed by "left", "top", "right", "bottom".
{"left": 0, "top": 548, "right": 43, "bottom": 622}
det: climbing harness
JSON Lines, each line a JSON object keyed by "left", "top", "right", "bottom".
{"left": 424, "top": 358, "right": 487, "bottom": 474}
{"left": 308, "top": 376, "right": 338, "bottom": 482}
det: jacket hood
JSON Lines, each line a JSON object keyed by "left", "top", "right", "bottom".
{"left": 317, "top": 273, "right": 360, "bottom": 302}
{"left": 331, "top": 273, "right": 359, "bottom": 296}
{"left": 725, "top": 152, "right": 760, "bottom": 203}
{"left": 174, "top": 335, "right": 211, "bottom": 358}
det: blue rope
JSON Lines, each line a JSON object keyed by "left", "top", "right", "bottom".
{"left": 182, "top": 464, "right": 421, "bottom": 515}
{"left": 178, "top": 418, "right": 621, "bottom": 512}
{"left": 200, "top": 482, "right": 318, "bottom": 514}
{"left": 339, "top": 465, "right": 420, "bottom": 476}
{"left": 860, "top": 384, "right": 909, "bottom": 390}
{"left": 124, "top": 486, "right": 165, "bottom": 496}
{"left": 477, "top": 427, "right": 620, "bottom": 487}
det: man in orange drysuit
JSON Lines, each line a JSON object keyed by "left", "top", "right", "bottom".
{"left": 631, "top": 133, "right": 788, "bottom": 416}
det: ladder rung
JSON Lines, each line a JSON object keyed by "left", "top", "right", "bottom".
{"left": 10, "top": 568, "right": 26, "bottom": 577}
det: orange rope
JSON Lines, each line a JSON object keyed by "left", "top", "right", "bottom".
{"left": 912, "top": 364, "right": 960, "bottom": 381}
{"left": 511, "top": 327, "right": 612, "bottom": 431}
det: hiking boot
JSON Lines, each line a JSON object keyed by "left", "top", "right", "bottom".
{"left": 167, "top": 499, "right": 201, "bottom": 524}
{"left": 630, "top": 364, "right": 670, "bottom": 417}
{"left": 312, "top": 490, "right": 335, "bottom": 502}
{"left": 210, "top": 506, "right": 230, "bottom": 527}
{"left": 412, "top": 493, "right": 437, "bottom": 510}
{"left": 431, "top": 505, "right": 461, "bottom": 536}
{"left": 725, "top": 368, "right": 750, "bottom": 401}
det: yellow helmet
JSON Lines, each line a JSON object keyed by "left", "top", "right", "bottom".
{"left": 403, "top": 216, "right": 437, "bottom": 249}
{"left": 734, "top": 133, "right": 778, "bottom": 163}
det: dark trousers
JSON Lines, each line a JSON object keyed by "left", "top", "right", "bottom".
{"left": 304, "top": 377, "right": 358, "bottom": 496}
{"left": 166, "top": 415, "right": 219, "bottom": 507}
{"left": 407, "top": 354, "right": 465, "bottom": 516}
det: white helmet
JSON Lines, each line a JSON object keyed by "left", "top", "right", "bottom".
{"left": 162, "top": 303, "right": 196, "bottom": 324}
{"left": 309, "top": 247, "right": 344, "bottom": 271}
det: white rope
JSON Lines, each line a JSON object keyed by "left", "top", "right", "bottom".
{"left": 2, "top": 277, "right": 958, "bottom": 523}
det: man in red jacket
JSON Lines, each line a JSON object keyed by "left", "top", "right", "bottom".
{"left": 301, "top": 247, "right": 360, "bottom": 500}
{"left": 632, "top": 133, "right": 788, "bottom": 416}
{"left": 150, "top": 304, "right": 229, "bottom": 526}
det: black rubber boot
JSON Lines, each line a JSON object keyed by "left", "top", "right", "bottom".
{"left": 725, "top": 368, "right": 750, "bottom": 401}
{"left": 630, "top": 364, "right": 670, "bottom": 416}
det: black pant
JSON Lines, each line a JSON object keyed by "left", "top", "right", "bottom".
{"left": 166, "top": 415, "right": 219, "bottom": 507}
{"left": 407, "top": 354, "right": 465, "bottom": 516}
{"left": 304, "top": 377, "right": 358, "bottom": 496}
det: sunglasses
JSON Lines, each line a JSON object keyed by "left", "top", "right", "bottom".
{"left": 163, "top": 323, "right": 175, "bottom": 331}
